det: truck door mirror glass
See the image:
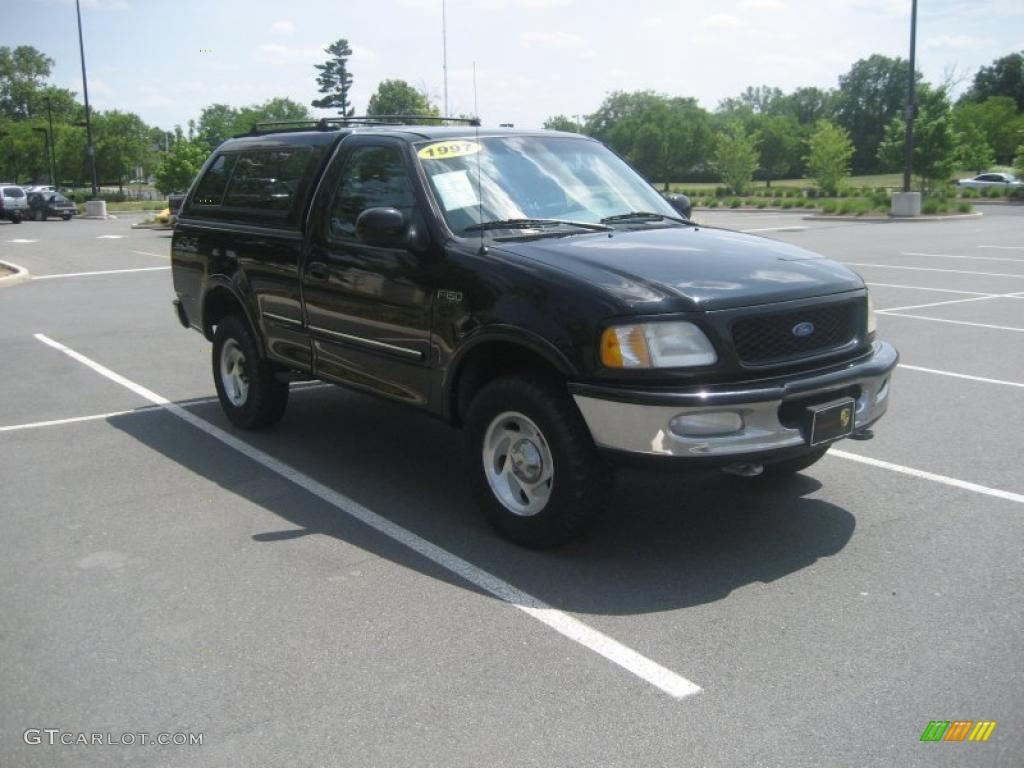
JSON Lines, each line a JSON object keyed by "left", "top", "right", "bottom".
{"left": 356, "top": 207, "right": 409, "bottom": 248}
{"left": 665, "top": 193, "right": 692, "bottom": 220}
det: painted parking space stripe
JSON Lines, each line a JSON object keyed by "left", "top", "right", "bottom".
{"left": 0, "top": 383, "right": 330, "bottom": 433}
{"left": 901, "top": 251, "right": 1024, "bottom": 264}
{"left": 864, "top": 282, "right": 999, "bottom": 297}
{"left": 876, "top": 295, "right": 1004, "bottom": 313}
{"left": 880, "top": 313, "right": 1024, "bottom": 333}
{"left": 843, "top": 262, "right": 1024, "bottom": 279}
{"left": 898, "top": 364, "right": 1024, "bottom": 389}
{"left": 978, "top": 245, "right": 1024, "bottom": 251}
{"left": 32, "top": 333, "right": 702, "bottom": 701}
{"left": 32, "top": 266, "right": 171, "bottom": 280}
{"left": 132, "top": 249, "right": 168, "bottom": 259}
{"left": 831, "top": 450, "right": 1024, "bottom": 506}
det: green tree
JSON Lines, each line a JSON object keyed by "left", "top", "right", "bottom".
{"left": 197, "top": 98, "right": 311, "bottom": 150}
{"left": 753, "top": 114, "right": 802, "bottom": 185}
{"left": 312, "top": 39, "right": 355, "bottom": 116}
{"left": 962, "top": 52, "right": 1024, "bottom": 111}
{"left": 834, "top": 54, "right": 916, "bottom": 174}
{"left": 366, "top": 79, "right": 438, "bottom": 120}
{"left": 955, "top": 125, "right": 995, "bottom": 174}
{"left": 778, "top": 86, "right": 836, "bottom": 126}
{"left": 0, "top": 45, "right": 53, "bottom": 120}
{"left": 1014, "top": 144, "right": 1024, "bottom": 178}
{"left": 713, "top": 122, "right": 759, "bottom": 195}
{"left": 878, "top": 86, "right": 957, "bottom": 192}
{"left": 0, "top": 119, "right": 51, "bottom": 182}
{"left": 154, "top": 139, "right": 207, "bottom": 195}
{"left": 542, "top": 114, "right": 580, "bottom": 132}
{"left": 93, "top": 110, "right": 155, "bottom": 190}
{"left": 806, "top": 120, "right": 854, "bottom": 196}
{"left": 952, "top": 96, "right": 1024, "bottom": 165}
{"left": 587, "top": 91, "right": 713, "bottom": 187}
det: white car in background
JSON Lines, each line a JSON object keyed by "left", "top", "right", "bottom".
{"left": 956, "top": 172, "right": 1023, "bottom": 190}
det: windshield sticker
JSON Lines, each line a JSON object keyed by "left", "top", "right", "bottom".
{"left": 418, "top": 141, "right": 481, "bottom": 160}
{"left": 432, "top": 170, "right": 480, "bottom": 211}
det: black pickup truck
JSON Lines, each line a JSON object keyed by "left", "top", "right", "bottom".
{"left": 171, "top": 118, "right": 897, "bottom": 546}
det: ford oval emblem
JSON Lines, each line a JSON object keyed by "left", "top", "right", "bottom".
{"left": 792, "top": 321, "right": 815, "bottom": 337}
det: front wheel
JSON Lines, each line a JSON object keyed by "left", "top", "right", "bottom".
{"left": 62, "top": 214, "right": 71, "bottom": 221}
{"left": 35, "top": 209, "right": 45, "bottom": 222}
{"left": 212, "top": 314, "right": 288, "bottom": 429}
{"left": 464, "top": 375, "right": 609, "bottom": 547}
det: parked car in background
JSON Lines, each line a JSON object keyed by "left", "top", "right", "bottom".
{"left": 0, "top": 185, "right": 28, "bottom": 223}
{"left": 26, "top": 191, "right": 77, "bottom": 221}
{"left": 956, "top": 172, "right": 1022, "bottom": 190}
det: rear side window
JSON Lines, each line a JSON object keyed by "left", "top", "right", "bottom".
{"left": 222, "top": 148, "right": 311, "bottom": 213}
{"left": 192, "top": 154, "right": 237, "bottom": 206}
{"left": 4, "top": 187, "right": 25, "bottom": 198}
{"left": 329, "top": 146, "right": 417, "bottom": 239}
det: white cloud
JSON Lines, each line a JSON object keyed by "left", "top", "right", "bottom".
{"left": 738, "top": 0, "right": 786, "bottom": 8}
{"left": 644, "top": 16, "right": 664, "bottom": 26}
{"left": 703, "top": 13, "right": 743, "bottom": 27}
{"left": 925, "top": 34, "right": 994, "bottom": 50}
{"left": 519, "top": 30, "right": 585, "bottom": 49}
{"left": 271, "top": 20, "right": 295, "bottom": 35}
{"left": 259, "top": 43, "right": 323, "bottom": 64}
{"left": 480, "top": 0, "right": 573, "bottom": 7}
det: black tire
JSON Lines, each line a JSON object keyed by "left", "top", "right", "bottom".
{"left": 211, "top": 314, "right": 288, "bottom": 429}
{"left": 62, "top": 215, "right": 71, "bottom": 221}
{"left": 10, "top": 213, "right": 22, "bottom": 223}
{"left": 464, "top": 375, "right": 610, "bottom": 547}
{"left": 760, "top": 446, "right": 830, "bottom": 477}
{"left": 35, "top": 209, "right": 45, "bottom": 222}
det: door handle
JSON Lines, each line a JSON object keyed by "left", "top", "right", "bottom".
{"left": 307, "top": 262, "right": 329, "bottom": 281}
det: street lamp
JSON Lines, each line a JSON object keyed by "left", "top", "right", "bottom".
{"left": 75, "top": 0, "right": 99, "bottom": 198}
{"left": 33, "top": 127, "right": 52, "bottom": 185}
{"left": 44, "top": 95, "right": 57, "bottom": 188}
{"left": 892, "top": 0, "right": 921, "bottom": 217}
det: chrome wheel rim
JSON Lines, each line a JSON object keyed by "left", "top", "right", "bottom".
{"left": 482, "top": 411, "right": 554, "bottom": 516}
{"left": 219, "top": 339, "right": 249, "bottom": 407}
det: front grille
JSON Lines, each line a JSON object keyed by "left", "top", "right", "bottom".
{"left": 732, "top": 301, "right": 859, "bottom": 365}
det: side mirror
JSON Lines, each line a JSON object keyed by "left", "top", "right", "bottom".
{"left": 356, "top": 207, "right": 409, "bottom": 248}
{"left": 665, "top": 193, "right": 692, "bottom": 220}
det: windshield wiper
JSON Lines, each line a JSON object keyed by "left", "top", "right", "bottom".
{"left": 600, "top": 211, "right": 688, "bottom": 224}
{"left": 464, "top": 218, "right": 611, "bottom": 233}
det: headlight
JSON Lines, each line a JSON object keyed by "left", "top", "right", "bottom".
{"left": 600, "top": 322, "right": 717, "bottom": 368}
{"left": 866, "top": 294, "right": 876, "bottom": 335}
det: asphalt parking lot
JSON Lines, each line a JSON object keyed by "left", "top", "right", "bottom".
{"left": 1, "top": 207, "right": 1022, "bottom": 767}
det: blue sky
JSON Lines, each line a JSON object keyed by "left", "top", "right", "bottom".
{"left": 8, "top": 0, "right": 1023, "bottom": 131}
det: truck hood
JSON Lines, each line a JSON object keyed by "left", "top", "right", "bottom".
{"left": 493, "top": 225, "right": 864, "bottom": 311}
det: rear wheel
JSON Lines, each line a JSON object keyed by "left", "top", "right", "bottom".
{"left": 35, "top": 209, "right": 45, "bottom": 222}
{"left": 62, "top": 214, "right": 71, "bottom": 221}
{"left": 465, "top": 375, "right": 609, "bottom": 547}
{"left": 212, "top": 314, "right": 288, "bottom": 429}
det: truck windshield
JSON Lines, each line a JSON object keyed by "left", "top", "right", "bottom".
{"left": 414, "top": 135, "right": 679, "bottom": 235}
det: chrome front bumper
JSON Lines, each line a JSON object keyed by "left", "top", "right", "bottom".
{"left": 571, "top": 341, "right": 898, "bottom": 458}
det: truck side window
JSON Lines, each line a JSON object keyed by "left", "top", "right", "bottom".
{"left": 329, "top": 146, "right": 417, "bottom": 240}
{"left": 192, "top": 154, "right": 237, "bottom": 206}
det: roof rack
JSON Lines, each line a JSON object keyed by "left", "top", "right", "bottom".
{"left": 246, "top": 115, "right": 481, "bottom": 135}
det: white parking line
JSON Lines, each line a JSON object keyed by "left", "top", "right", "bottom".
{"left": 32, "top": 266, "right": 171, "bottom": 280}
{"left": 132, "top": 249, "right": 168, "bottom": 259}
{"left": 978, "top": 245, "right": 1024, "bottom": 251}
{"left": 6, "top": 239, "right": 38, "bottom": 244}
{"left": 881, "top": 313, "right": 1024, "bottom": 332}
{"left": 32, "top": 333, "right": 702, "bottom": 701}
{"left": 831, "top": 450, "right": 1024, "bottom": 506}
{"left": 843, "top": 262, "right": 1024, "bottom": 279}
{"left": 97, "top": 235, "right": 125, "bottom": 239}
{"left": 898, "top": 364, "right": 1024, "bottom": 389}
{"left": 902, "top": 251, "right": 1024, "bottom": 264}
{"left": 876, "top": 295, "right": 1003, "bottom": 313}
{"left": 864, "top": 282, "right": 998, "bottom": 297}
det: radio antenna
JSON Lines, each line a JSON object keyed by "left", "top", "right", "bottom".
{"left": 473, "top": 61, "right": 478, "bottom": 119}
{"left": 475, "top": 121, "right": 486, "bottom": 255}
{"left": 442, "top": 0, "right": 449, "bottom": 116}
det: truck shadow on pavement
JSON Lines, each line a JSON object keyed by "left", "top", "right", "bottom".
{"left": 109, "top": 384, "right": 855, "bottom": 616}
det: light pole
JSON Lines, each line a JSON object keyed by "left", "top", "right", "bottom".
{"left": 75, "top": 0, "right": 99, "bottom": 198}
{"left": 33, "top": 127, "right": 51, "bottom": 185}
{"left": 44, "top": 96, "right": 57, "bottom": 188}
{"left": 441, "top": 0, "right": 448, "bottom": 116}
{"left": 902, "top": 0, "right": 918, "bottom": 193}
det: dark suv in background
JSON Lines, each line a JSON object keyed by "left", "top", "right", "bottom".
{"left": 171, "top": 117, "right": 897, "bottom": 546}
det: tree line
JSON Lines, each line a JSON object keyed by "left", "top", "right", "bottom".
{"left": 545, "top": 52, "right": 1024, "bottom": 192}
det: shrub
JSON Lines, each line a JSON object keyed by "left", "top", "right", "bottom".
{"left": 780, "top": 199, "right": 795, "bottom": 209}
{"left": 715, "top": 186, "right": 728, "bottom": 198}
{"left": 707, "top": 199, "right": 719, "bottom": 208}
{"left": 959, "top": 187, "right": 979, "bottom": 198}
{"left": 805, "top": 187, "right": 818, "bottom": 199}
{"left": 728, "top": 197, "right": 741, "bottom": 208}
{"left": 922, "top": 199, "right": 941, "bottom": 215}
{"left": 957, "top": 202, "right": 972, "bottom": 213}
{"left": 756, "top": 201, "right": 767, "bottom": 209}
{"left": 820, "top": 200, "right": 837, "bottom": 213}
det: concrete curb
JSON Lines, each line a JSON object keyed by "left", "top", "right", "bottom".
{"left": 0, "top": 260, "right": 30, "bottom": 288}
{"left": 804, "top": 212, "right": 984, "bottom": 222}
